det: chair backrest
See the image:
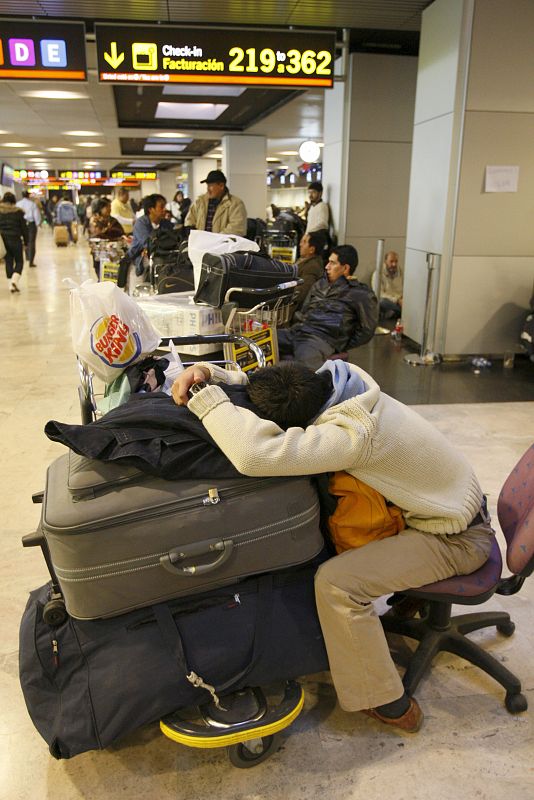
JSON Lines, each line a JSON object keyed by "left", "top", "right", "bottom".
{"left": 497, "top": 443, "right": 534, "bottom": 577}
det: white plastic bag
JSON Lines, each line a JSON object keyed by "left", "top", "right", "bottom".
{"left": 68, "top": 279, "right": 160, "bottom": 382}
{"left": 188, "top": 230, "right": 259, "bottom": 290}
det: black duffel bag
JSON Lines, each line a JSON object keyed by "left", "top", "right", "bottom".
{"left": 19, "top": 559, "right": 329, "bottom": 759}
{"left": 148, "top": 227, "right": 187, "bottom": 256}
{"left": 155, "top": 241, "right": 195, "bottom": 294}
{"left": 194, "top": 251, "right": 298, "bottom": 309}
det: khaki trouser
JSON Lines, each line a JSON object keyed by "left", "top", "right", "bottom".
{"left": 314, "top": 520, "right": 495, "bottom": 711}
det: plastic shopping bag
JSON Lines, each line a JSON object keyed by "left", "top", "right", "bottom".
{"left": 68, "top": 279, "right": 160, "bottom": 382}
{"left": 188, "top": 230, "right": 259, "bottom": 290}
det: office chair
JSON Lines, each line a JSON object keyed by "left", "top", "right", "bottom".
{"left": 381, "top": 443, "right": 534, "bottom": 713}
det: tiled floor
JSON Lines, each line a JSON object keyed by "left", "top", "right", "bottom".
{"left": 2, "top": 229, "right": 534, "bottom": 800}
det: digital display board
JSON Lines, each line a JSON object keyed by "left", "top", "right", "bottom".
{"left": 0, "top": 19, "right": 87, "bottom": 80}
{"left": 111, "top": 171, "right": 157, "bottom": 180}
{"left": 95, "top": 25, "right": 335, "bottom": 88}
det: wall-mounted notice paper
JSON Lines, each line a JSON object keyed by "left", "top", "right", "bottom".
{"left": 484, "top": 165, "right": 519, "bottom": 193}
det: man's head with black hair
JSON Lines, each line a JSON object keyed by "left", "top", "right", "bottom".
{"left": 308, "top": 181, "right": 323, "bottom": 206}
{"left": 95, "top": 198, "right": 111, "bottom": 216}
{"left": 325, "top": 244, "right": 359, "bottom": 283}
{"left": 143, "top": 193, "right": 167, "bottom": 224}
{"left": 246, "top": 363, "right": 333, "bottom": 430}
{"left": 300, "top": 230, "right": 326, "bottom": 259}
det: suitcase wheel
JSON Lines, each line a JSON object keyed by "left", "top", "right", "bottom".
{"left": 43, "top": 597, "right": 67, "bottom": 627}
{"left": 227, "top": 733, "right": 281, "bottom": 768}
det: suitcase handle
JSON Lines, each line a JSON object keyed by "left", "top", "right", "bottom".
{"left": 160, "top": 538, "right": 234, "bottom": 576}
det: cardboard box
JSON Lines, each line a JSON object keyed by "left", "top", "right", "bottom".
{"left": 135, "top": 293, "right": 224, "bottom": 356}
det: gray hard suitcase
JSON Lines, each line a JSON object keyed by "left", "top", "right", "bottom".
{"left": 37, "top": 452, "right": 324, "bottom": 620}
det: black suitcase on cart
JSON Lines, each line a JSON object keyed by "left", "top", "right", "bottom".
{"left": 29, "top": 451, "right": 324, "bottom": 620}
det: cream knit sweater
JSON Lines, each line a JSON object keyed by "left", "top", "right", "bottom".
{"left": 188, "top": 362, "right": 483, "bottom": 535}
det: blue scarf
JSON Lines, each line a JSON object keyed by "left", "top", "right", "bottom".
{"left": 315, "top": 360, "right": 367, "bottom": 416}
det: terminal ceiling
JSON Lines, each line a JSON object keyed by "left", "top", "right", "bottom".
{"left": 0, "top": 1, "right": 430, "bottom": 175}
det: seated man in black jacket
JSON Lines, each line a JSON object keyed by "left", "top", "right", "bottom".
{"left": 278, "top": 244, "right": 378, "bottom": 369}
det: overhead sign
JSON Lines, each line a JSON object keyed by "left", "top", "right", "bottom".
{"left": 95, "top": 25, "right": 335, "bottom": 88}
{"left": 0, "top": 19, "right": 86, "bottom": 80}
{"left": 111, "top": 170, "right": 157, "bottom": 180}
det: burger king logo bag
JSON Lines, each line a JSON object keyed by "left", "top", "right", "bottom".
{"left": 68, "top": 280, "right": 160, "bottom": 382}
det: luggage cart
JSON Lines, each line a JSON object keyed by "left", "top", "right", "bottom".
{"left": 263, "top": 230, "right": 298, "bottom": 265}
{"left": 77, "top": 333, "right": 267, "bottom": 425}
{"left": 26, "top": 331, "right": 306, "bottom": 767}
{"left": 88, "top": 238, "right": 129, "bottom": 283}
{"left": 222, "top": 281, "right": 301, "bottom": 371}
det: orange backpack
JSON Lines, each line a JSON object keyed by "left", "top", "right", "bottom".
{"left": 328, "top": 472, "right": 405, "bottom": 554}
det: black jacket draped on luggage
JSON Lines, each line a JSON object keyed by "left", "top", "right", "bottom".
{"left": 45, "top": 386, "right": 259, "bottom": 479}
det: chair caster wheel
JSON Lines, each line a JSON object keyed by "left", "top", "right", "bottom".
{"left": 505, "top": 692, "right": 527, "bottom": 714}
{"left": 497, "top": 621, "right": 515, "bottom": 636}
{"left": 227, "top": 733, "right": 281, "bottom": 768}
{"left": 43, "top": 597, "right": 67, "bottom": 627}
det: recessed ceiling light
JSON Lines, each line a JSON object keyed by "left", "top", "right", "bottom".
{"left": 266, "top": 157, "right": 281, "bottom": 162}
{"left": 151, "top": 132, "right": 190, "bottom": 138}
{"left": 2, "top": 142, "right": 28, "bottom": 147}
{"left": 22, "top": 151, "right": 43, "bottom": 155}
{"left": 278, "top": 151, "right": 298, "bottom": 156}
{"left": 162, "top": 86, "right": 246, "bottom": 98}
{"left": 144, "top": 144, "right": 187, "bottom": 152}
{"left": 64, "top": 130, "right": 102, "bottom": 136}
{"left": 21, "top": 90, "right": 87, "bottom": 100}
{"left": 146, "top": 137, "right": 192, "bottom": 145}
{"left": 76, "top": 142, "right": 105, "bottom": 147}
{"left": 155, "top": 102, "right": 229, "bottom": 121}
{"left": 0, "top": 130, "right": 11, "bottom": 134}
{"left": 48, "top": 147, "right": 71, "bottom": 152}
{"left": 127, "top": 162, "right": 157, "bottom": 168}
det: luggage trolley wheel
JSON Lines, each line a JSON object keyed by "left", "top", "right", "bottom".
{"left": 42, "top": 593, "right": 68, "bottom": 627}
{"left": 160, "top": 680, "right": 304, "bottom": 769}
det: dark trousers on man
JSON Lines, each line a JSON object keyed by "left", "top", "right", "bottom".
{"left": 3, "top": 236, "right": 24, "bottom": 278}
{"left": 277, "top": 328, "right": 335, "bottom": 371}
{"left": 25, "top": 221, "right": 37, "bottom": 265}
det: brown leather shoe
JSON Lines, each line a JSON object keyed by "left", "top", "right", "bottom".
{"left": 362, "top": 697, "right": 423, "bottom": 732}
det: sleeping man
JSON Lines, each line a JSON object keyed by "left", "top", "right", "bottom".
{"left": 171, "top": 360, "right": 493, "bottom": 733}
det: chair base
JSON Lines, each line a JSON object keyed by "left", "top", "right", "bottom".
{"left": 381, "top": 602, "right": 528, "bottom": 714}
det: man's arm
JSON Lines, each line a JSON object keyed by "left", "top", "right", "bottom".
{"left": 171, "top": 363, "right": 248, "bottom": 405}
{"left": 346, "top": 287, "right": 379, "bottom": 348}
{"left": 187, "top": 386, "right": 366, "bottom": 477}
{"left": 224, "top": 197, "right": 247, "bottom": 237}
{"left": 127, "top": 217, "right": 149, "bottom": 260}
{"left": 184, "top": 200, "right": 198, "bottom": 229}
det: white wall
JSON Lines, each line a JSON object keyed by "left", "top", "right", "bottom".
{"left": 405, "top": 0, "right": 534, "bottom": 354}
{"left": 222, "top": 135, "right": 266, "bottom": 220}
{"left": 326, "top": 53, "right": 418, "bottom": 286}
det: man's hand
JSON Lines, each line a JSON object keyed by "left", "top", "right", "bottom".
{"left": 171, "top": 365, "right": 211, "bottom": 406}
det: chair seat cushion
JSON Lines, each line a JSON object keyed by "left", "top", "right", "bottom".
{"left": 405, "top": 537, "right": 503, "bottom": 604}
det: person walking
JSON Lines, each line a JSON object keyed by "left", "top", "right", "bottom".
{"left": 0, "top": 191, "right": 28, "bottom": 292}
{"left": 16, "top": 190, "right": 41, "bottom": 267}
{"left": 56, "top": 193, "right": 78, "bottom": 245}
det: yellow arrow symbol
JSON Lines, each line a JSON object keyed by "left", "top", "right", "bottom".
{"left": 104, "top": 42, "right": 125, "bottom": 69}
